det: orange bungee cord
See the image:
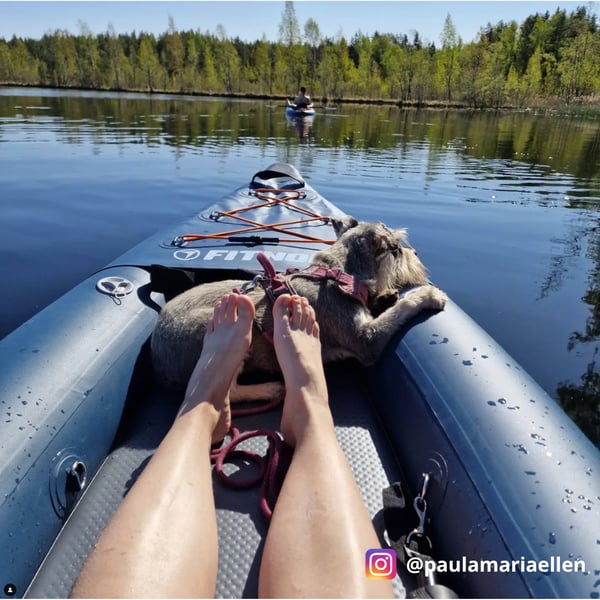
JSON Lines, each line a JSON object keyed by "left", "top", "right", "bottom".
{"left": 172, "top": 188, "right": 336, "bottom": 246}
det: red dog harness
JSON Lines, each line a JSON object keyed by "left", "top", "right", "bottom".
{"left": 288, "top": 263, "right": 369, "bottom": 307}
{"left": 256, "top": 251, "right": 368, "bottom": 307}
{"left": 234, "top": 252, "right": 369, "bottom": 344}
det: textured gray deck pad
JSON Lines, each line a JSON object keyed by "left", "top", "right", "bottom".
{"left": 26, "top": 363, "right": 406, "bottom": 598}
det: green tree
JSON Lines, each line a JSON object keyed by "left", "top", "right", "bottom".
{"left": 381, "top": 42, "right": 403, "bottom": 99}
{"left": 481, "top": 40, "right": 509, "bottom": 107}
{"left": 278, "top": 1, "right": 301, "bottom": 46}
{"left": 270, "top": 43, "right": 289, "bottom": 95}
{"left": 318, "top": 34, "right": 355, "bottom": 99}
{"left": 497, "top": 20, "right": 518, "bottom": 77}
{"left": 215, "top": 25, "right": 241, "bottom": 94}
{"left": 548, "top": 8, "right": 568, "bottom": 57}
{"left": 163, "top": 16, "right": 185, "bottom": 91}
{"left": 304, "top": 18, "right": 321, "bottom": 91}
{"left": 75, "top": 21, "right": 101, "bottom": 88}
{"left": 504, "top": 64, "right": 527, "bottom": 107}
{"left": 412, "top": 46, "right": 436, "bottom": 103}
{"left": 530, "top": 14, "right": 553, "bottom": 53}
{"left": 277, "top": 1, "right": 305, "bottom": 92}
{"left": 51, "top": 29, "right": 78, "bottom": 86}
{"left": 558, "top": 31, "right": 600, "bottom": 101}
{"left": 182, "top": 34, "right": 200, "bottom": 93}
{"left": 5, "top": 37, "right": 39, "bottom": 84}
{"left": 104, "top": 24, "right": 133, "bottom": 90}
{"left": 458, "top": 38, "right": 486, "bottom": 106}
{"left": 354, "top": 33, "right": 382, "bottom": 98}
{"left": 252, "top": 37, "right": 274, "bottom": 94}
{"left": 200, "top": 40, "right": 219, "bottom": 93}
{"left": 522, "top": 45, "right": 544, "bottom": 99}
{"left": 438, "top": 14, "right": 460, "bottom": 101}
{"left": 135, "top": 33, "right": 163, "bottom": 92}
{"left": 0, "top": 39, "right": 11, "bottom": 81}
{"left": 515, "top": 14, "right": 538, "bottom": 74}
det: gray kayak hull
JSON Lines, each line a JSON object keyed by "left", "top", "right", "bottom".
{"left": 371, "top": 298, "right": 598, "bottom": 598}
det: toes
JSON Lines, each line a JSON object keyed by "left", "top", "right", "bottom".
{"left": 303, "top": 298, "right": 316, "bottom": 332}
{"left": 299, "top": 296, "right": 310, "bottom": 329}
{"left": 290, "top": 296, "right": 303, "bottom": 328}
{"left": 213, "top": 293, "right": 256, "bottom": 327}
{"left": 213, "top": 299, "right": 225, "bottom": 325}
{"left": 306, "top": 305, "right": 320, "bottom": 342}
{"left": 312, "top": 321, "right": 320, "bottom": 339}
{"left": 273, "top": 293, "right": 293, "bottom": 321}
{"left": 207, "top": 315, "right": 216, "bottom": 335}
{"left": 274, "top": 295, "right": 315, "bottom": 331}
{"left": 223, "top": 294, "right": 237, "bottom": 323}
{"left": 236, "top": 293, "right": 256, "bottom": 323}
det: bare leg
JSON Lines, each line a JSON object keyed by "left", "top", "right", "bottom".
{"left": 258, "top": 295, "right": 393, "bottom": 598}
{"left": 71, "top": 294, "right": 254, "bottom": 599}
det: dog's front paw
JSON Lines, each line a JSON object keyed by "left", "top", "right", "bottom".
{"left": 370, "top": 289, "right": 399, "bottom": 316}
{"left": 415, "top": 285, "right": 448, "bottom": 311}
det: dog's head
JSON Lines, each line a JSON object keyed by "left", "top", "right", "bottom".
{"left": 315, "top": 216, "right": 429, "bottom": 297}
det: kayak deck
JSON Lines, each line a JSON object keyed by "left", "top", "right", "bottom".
{"left": 26, "top": 360, "right": 406, "bottom": 598}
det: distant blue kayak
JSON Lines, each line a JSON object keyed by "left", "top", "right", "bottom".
{"left": 286, "top": 103, "right": 315, "bottom": 117}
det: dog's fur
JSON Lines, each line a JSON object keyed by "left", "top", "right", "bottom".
{"left": 151, "top": 217, "right": 447, "bottom": 401}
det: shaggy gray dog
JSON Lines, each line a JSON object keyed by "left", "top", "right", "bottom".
{"left": 151, "top": 217, "right": 447, "bottom": 401}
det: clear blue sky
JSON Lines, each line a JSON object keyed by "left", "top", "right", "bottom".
{"left": 0, "top": 1, "right": 596, "bottom": 45}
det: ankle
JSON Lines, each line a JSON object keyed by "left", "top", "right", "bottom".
{"left": 177, "top": 398, "right": 218, "bottom": 428}
{"left": 283, "top": 397, "right": 334, "bottom": 445}
{"left": 172, "top": 405, "right": 216, "bottom": 446}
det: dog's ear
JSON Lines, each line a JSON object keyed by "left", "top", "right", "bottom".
{"left": 395, "top": 228, "right": 417, "bottom": 255}
{"left": 331, "top": 216, "right": 359, "bottom": 237}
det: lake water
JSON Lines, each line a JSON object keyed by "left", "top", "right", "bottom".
{"left": 1, "top": 87, "right": 600, "bottom": 447}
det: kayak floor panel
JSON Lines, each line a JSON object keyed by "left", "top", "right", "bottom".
{"left": 27, "top": 361, "right": 407, "bottom": 598}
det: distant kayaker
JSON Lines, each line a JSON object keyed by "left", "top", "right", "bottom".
{"left": 292, "top": 86, "right": 312, "bottom": 108}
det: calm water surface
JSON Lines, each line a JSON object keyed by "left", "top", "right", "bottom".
{"left": 1, "top": 87, "right": 600, "bottom": 446}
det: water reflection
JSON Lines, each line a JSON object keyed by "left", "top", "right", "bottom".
{"left": 286, "top": 114, "right": 314, "bottom": 141}
{"left": 1, "top": 88, "right": 600, "bottom": 445}
{"left": 3, "top": 91, "right": 600, "bottom": 187}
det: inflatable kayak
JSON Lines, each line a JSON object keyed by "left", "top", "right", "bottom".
{"left": 1, "top": 163, "right": 598, "bottom": 599}
{"left": 285, "top": 101, "right": 316, "bottom": 117}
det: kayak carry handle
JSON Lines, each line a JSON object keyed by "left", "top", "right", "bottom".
{"left": 228, "top": 235, "right": 280, "bottom": 245}
{"left": 251, "top": 162, "right": 305, "bottom": 189}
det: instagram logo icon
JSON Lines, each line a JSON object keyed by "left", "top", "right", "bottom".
{"left": 365, "top": 548, "right": 397, "bottom": 579}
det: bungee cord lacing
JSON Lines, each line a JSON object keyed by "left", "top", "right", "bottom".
{"left": 171, "top": 188, "right": 336, "bottom": 247}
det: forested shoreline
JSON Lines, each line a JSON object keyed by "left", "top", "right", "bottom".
{"left": 1, "top": 2, "right": 600, "bottom": 109}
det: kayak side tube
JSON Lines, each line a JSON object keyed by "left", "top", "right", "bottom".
{"left": 0, "top": 266, "right": 164, "bottom": 598}
{"left": 369, "top": 299, "right": 600, "bottom": 599}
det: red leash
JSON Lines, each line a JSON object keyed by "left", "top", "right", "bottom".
{"left": 210, "top": 399, "right": 290, "bottom": 520}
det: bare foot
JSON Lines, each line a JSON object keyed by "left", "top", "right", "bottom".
{"left": 272, "top": 294, "right": 333, "bottom": 446}
{"left": 179, "top": 293, "right": 254, "bottom": 443}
